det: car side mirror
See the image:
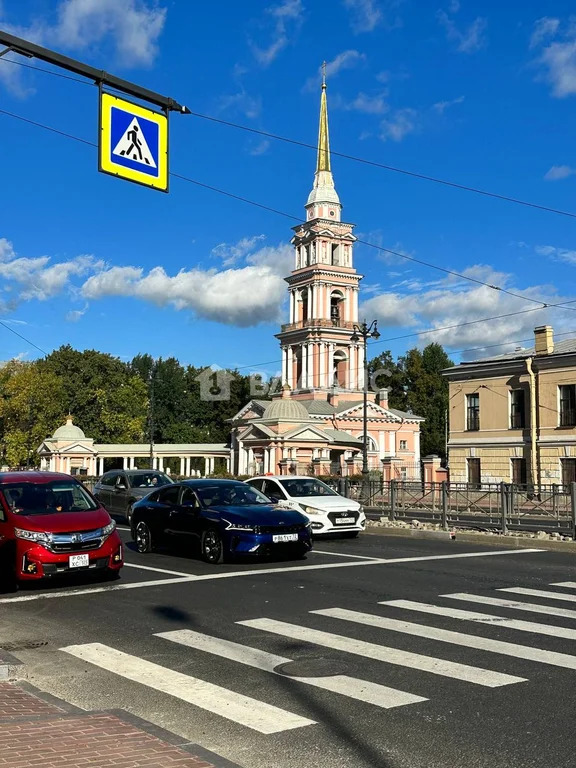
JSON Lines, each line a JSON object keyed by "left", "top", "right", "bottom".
{"left": 116, "top": 483, "right": 127, "bottom": 491}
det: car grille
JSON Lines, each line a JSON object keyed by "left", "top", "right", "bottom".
{"left": 327, "top": 511, "right": 359, "bottom": 525}
{"left": 43, "top": 557, "right": 109, "bottom": 575}
{"left": 256, "top": 524, "right": 306, "bottom": 535}
{"left": 49, "top": 529, "right": 104, "bottom": 553}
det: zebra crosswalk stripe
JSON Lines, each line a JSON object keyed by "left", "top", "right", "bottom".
{"left": 61, "top": 642, "right": 315, "bottom": 734}
{"left": 442, "top": 592, "right": 576, "bottom": 621}
{"left": 379, "top": 599, "right": 576, "bottom": 640}
{"left": 238, "top": 618, "right": 524, "bottom": 688}
{"left": 551, "top": 582, "right": 576, "bottom": 590}
{"left": 498, "top": 587, "right": 576, "bottom": 603}
{"left": 158, "top": 629, "right": 426, "bottom": 709}
{"left": 313, "top": 607, "right": 576, "bottom": 671}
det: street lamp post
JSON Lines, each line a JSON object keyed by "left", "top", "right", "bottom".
{"left": 351, "top": 320, "right": 380, "bottom": 502}
{"left": 148, "top": 363, "right": 156, "bottom": 470}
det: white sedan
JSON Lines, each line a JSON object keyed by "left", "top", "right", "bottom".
{"left": 247, "top": 476, "right": 366, "bottom": 537}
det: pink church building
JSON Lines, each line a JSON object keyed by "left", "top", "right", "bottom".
{"left": 229, "top": 78, "right": 424, "bottom": 479}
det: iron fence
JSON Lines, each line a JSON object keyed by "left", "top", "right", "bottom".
{"left": 331, "top": 479, "right": 576, "bottom": 539}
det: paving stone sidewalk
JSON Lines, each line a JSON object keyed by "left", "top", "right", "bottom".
{"left": 0, "top": 680, "right": 243, "bottom": 768}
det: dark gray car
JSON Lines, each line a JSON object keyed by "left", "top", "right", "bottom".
{"left": 93, "top": 470, "right": 173, "bottom": 522}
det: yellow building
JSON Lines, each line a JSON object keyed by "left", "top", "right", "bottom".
{"left": 444, "top": 326, "right": 576, "bottom": 486}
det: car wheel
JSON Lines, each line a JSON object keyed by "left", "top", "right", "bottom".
{"left": 135, "top": 521, "right": 154, "bottom": 554}
{"left": 201, "top": 528, "right": 224, "bottom": 564}
{"left": 343, "top": 531, "right": 360, "bottom": 538}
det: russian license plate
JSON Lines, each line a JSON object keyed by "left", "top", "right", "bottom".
{"left": 69, "top": 554, "right": 90, "bottom": 568}
{"left": 335, "top": 517, "right": 355, "bottom": 525}
{"left": 272, "top": 533, "right": 299, "bottom": 543}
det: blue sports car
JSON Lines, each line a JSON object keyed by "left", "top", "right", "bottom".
{"left": 130, "top": 478, "right": 312, "bottom": 564}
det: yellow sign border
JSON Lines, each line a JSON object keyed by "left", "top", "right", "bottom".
{"left": 99, "top": 92, "right": 168, "bottom": 192}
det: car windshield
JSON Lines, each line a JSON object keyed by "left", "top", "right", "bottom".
{"left": 1, "top": 481, "right": 99, "bottom": 516}
{"left": 196, "top": 484, "right": 271, "bottom": 507}
{"left": 278, "top": 478, "right": 338, "bottom": 497}
{"left": 129, "top": 473, "right": 172, "bottom": 488}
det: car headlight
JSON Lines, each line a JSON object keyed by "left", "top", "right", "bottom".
{"left": 102, "top": 520, "right": 116, "bottom": 537}
{"left": 14, "top": 528, "right": 52, "bottom": 544}
{"left": 223, "top": 519, "right": 257, "bottom": 532}
{"left": 301, "top": 505, "right": 322, "bottom": 516}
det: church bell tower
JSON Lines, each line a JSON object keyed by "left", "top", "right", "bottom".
{"left": 277, "top": 68, "right": 363, "bottom": 395}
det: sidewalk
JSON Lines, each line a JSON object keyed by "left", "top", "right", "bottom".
{"left": 0, "top": 670, "right": 243, "bottom": 768}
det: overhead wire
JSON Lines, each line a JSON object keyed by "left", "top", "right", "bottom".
{"left": 2, "top": 54, "right": 576, "bottom": 220}
{"left": 1, "top": 100, "right": 576, "bottom": 367}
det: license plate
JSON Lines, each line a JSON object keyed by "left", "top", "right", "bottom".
{"left": 69, "top": 554, "right": 89, "bottom": 568}
{"left": 272, "top": 533, "right": 299, "bottom": 543}
{"left": 335, "top": 517, "right": 355, "bottom": 525}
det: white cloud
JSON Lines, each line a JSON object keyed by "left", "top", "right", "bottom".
{"left": 379, "top": 108, "right": 418, "bottom": 141}
{"left": 212, "top": 235, "right": 266, "bottom": 267}
{"left": 535, "top": 244, "right": 576, "bottom": 264}
{"left": 531, "top": 17, "right": 576, "bottom": 98}
{"left": 217, "top": 64, "right": 262, "bottom": 120}
{"left": 544, "top": 164, "right": 576, "bottom": 180}
{"left": 0, "top": 240, "right": 101, "bottom": 305}
{"left": 433, "top": 95, "right": 465, "bottom": 114}
{"left": 251, "top": 0, "right": 304, "bottom": 67}
{"left": 249, "top": 139, "right": 271, "bottom": 155}
{"left": 81, "top": 240, "right": 293, "bottom": 327}
{"left": 346, "top": 91, "right": 389, "bottom": 114}
{"left": 66, "top": 304, "right": 89, "bottom": 322}
{"left": 0, "top": 0, "right": 167, "bottom": 73}
{"left": 437, "top": 9, "right": 487, "bottom": 54}
{"left": 342, "top": 0, "right": 383, "bottom": 33}
{"left": 362, "top": 264, "right": 572, "bottom": 351}
{"left": 530, "top": 17, "right": 560, "bottom": 49}
{"left": 303, "top": 50, "right": 366, "bottom": 91}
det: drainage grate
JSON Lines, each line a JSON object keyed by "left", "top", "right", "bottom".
{"left": 2, "top": 640, "right": 49, "bottom": 651}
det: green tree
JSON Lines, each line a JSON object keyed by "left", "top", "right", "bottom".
{"left": 0, "top": 361, "right": 67, "bottom": 466}
{"left": 367, "top": 350, "right": 407, "bottom": 409}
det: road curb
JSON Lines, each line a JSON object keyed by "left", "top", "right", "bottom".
{"left": 364, "top": 524, "right": 576, "bottom": 552}
{"left": 0, "top": 649, "right": 23, "bottom": 681}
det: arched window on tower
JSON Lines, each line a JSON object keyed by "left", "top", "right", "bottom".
{"left": 330, "top": 291, "right": 343, "bottom": 325}
{"left": 300, "top": 289, "right": 309, "bottom": 322}
{"left": 333, "top": 350, "right": 348, "bottom": 388}
{"left": 331, "top": 243, "right": 340, "bottom": 266}
{"left": 295, "top": 349, "right": 303, "bottom": 389}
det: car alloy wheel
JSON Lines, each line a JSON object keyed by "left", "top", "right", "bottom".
{"left": 201, "top": 528, "right": 224, "bottom": 564}
{"left": 135, "top": 521, "right": 153, "bottom": 554}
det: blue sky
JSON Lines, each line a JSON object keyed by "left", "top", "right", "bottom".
{"left": 1, "top": 0, "right": 576, "bottom": 375}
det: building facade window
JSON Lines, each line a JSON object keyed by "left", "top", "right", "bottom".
{"left": 561, "top": 458, "right": 576, "bottom": 487}
{"left": 511, "top": 457, "right": 527, "bottom": 486}
{"left": 510, "top": 389, "right": 526, "bottom": 429}
{"left": 559, "top": 385, "right": 576, "bottom": 427}
{"left": 467, "top": 457, "right": 481, "bottom": 488}
{"left": 466, "top": 393, "right": 480, "bottom": 431}
{"left": 399, "top": 440, "right": 408, "bottom": 450}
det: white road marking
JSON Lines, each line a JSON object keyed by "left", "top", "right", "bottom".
{"left": 442, "top": 593, "right": 576, "bottom": 621}
{"left": 311, "top": 550, "right": 382, "bottom": 560}
{"left": 61, "top": 642, "right": 314, "bottom": 734}
{"left": 551, "top": 582, "right": 576, "bottom": 590}
{"left": 0, "top": 576, "right": 195, "bottom": 604}
{"left": 158, "top": 629, "right": 426, "bottom": 710}
{"left": 239, "top": 618, "right": 524, "bottom": 687}
{"left": 379, "top": 599, "right": 576, "bottom": 640}
{"left": 499, "top": 587, "right": 576, "bottom": 603}
{"left": 314, "top": 607, "right": 576, "bottom": 672}
{"left": 0, "top": 548, "right": 546, "bottom": 605}
{"left": 123, "top": 562, "right": 194, "bottom": 577}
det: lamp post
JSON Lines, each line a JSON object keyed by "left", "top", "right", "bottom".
{"left": 351, "top": 320, "right": 381, "bottom": 502}
{"left": 148, "top": 362, "right": 156, "bottom": 470}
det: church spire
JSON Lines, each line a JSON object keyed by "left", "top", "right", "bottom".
{"left": 316, "top": 62, "right": 331, "bottom": 173}
{"left": 306, "top": 63, "right": 341, "bottom": 217}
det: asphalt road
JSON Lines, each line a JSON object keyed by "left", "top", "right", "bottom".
{"left": 1, "top": 529, "right": 575, "bottom": 768}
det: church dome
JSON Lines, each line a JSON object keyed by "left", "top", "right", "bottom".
{"left": 52, "top": 417, "right": 86, "bottom": 441}
{"left": 263, "top": 397, "right": 309, "bottom": 421}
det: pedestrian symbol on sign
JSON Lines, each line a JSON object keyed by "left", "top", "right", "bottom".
{"left": 113, "top": 119, "right": 157, "bottom": 168}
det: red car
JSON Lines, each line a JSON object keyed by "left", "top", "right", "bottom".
{"left": 0, "top": 471, "right": 123, "bottom": 589}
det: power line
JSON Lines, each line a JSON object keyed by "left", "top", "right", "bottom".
{"left": 3, "top": 105, "right": 569, "bottom": 316}
{"left": 0, "top": 319, "right": 49, "bottom": 357}
{"left": 1, "top": 107, "right": 576, "bottom": 364}
{"left": 2, "top": 54, "right": 576, "bottom": 221}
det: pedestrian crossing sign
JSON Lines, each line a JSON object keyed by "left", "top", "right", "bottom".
{"left": 99, "top": 92, "right": 169, "bottom": 192}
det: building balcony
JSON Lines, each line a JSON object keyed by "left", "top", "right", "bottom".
{"left": 280, "top": 318, "right": 356, "bottom": 333}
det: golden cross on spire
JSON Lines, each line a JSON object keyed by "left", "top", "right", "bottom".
{"left": 321, "top": 60, "right": 327, "bottom": 88}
